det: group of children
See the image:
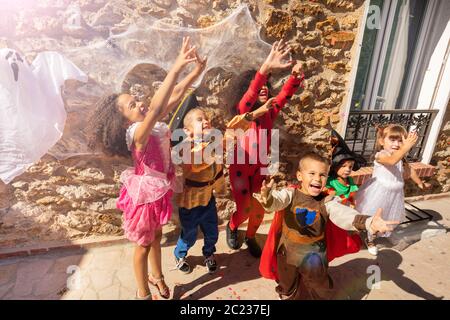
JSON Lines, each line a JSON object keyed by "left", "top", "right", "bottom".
{"left": 89, "top": 37, "right": 431, "bottom": 300}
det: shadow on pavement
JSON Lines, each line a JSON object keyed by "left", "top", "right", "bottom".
{"left": 330, "top": 249, "right": 444, "bottom": 300}
{"left": 172, "top": 249, "right": 264, "bottom": 300}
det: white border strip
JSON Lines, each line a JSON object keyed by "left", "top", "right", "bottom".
{"left": 340, "top": 0, "right": 371, "bottom": 136}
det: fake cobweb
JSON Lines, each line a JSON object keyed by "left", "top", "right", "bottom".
{"left": 20, "top": 2, "right": 272, "bottom": 159}
{"left": 63, "top": 3, "right": 271, "bottom": 90}
{"left": 67, "top": 3, "right": 272, "bottom": 158}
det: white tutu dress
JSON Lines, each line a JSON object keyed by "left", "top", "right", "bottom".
{"left": 355, "top": 150, "right": 405, "bottom": 237}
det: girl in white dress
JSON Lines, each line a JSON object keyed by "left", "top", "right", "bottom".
{"left": 355, "top": 124, "right": 431, "bottom": 255}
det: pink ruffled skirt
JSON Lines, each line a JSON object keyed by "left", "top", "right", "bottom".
{"left": 117, "top": 185, "right": 173, "bottom": 247}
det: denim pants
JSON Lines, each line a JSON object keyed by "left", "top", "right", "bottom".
{"left": 174, "top": 196, "right": 218, "bottom": 259}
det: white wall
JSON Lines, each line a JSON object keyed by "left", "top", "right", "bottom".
{"left": 419, "top": 0, "right": 450, "bottom": 163}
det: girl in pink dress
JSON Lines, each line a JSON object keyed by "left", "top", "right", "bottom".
{"left": 89, "top": 37, "right": 206, "bottom": 300}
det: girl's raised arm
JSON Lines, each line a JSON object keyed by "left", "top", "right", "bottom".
{"left": 237, "top": 40, "right": 292, "bottom": 115}
{"left": 376, "top": 132, "right": 418, "bottom": 166}
{"left": 269, "top": 62, "right": 304, "bottom": 119}
{"left": 159, "top": 52, "right": 207, "bottom": 121}
{"left": 134, "top": 37, "right": 197, "bottom": 149}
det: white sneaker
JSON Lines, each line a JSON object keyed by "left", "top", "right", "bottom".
{"left": 367, "top": 244, "right": 378, "bottom": 256}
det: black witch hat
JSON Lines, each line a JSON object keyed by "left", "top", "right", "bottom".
{"left": 330, "top": 129, "right": 366, "bottom": 172}
{"left": 168, "top": 90, "right": 199, "bottom": 146}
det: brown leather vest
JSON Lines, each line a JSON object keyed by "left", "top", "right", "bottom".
{"left": 279, "top": 189, "right": 329, "bottom": 266}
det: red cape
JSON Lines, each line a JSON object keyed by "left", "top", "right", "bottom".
{"left": 259, "top": 209, "right": 284, "bottom": 281}
{"left": 325, "top": 220, "right": 361, "bottom": 262}
{"left": 259, "top": 188, "right": 362, "bottom": 281}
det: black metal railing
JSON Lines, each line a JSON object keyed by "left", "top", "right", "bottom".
{"left": 344, "top": 109, "right": 439, "bottom": 164}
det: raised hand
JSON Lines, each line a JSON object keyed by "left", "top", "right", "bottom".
{"left": 369, "top": 208, "right": 400, "bottom": 236}
{"left": 403, "top": 131, "right": 418, "bottom": 151}
{"left": 173, "top": 36, "right": 198, "bottom": 72}
{"left": 261, "top": 178, "right": 275, "bottom": 200}
{"left": 260, "top": 39, "right": 293, "bottom": 75}
{"left": 250, "top": 97, "right": 276, "bottom": 119}
{"left": 193, "top": 51, "right": 207, "bottom": 76}
{"left": 291, "top": 61, "right": 303, "bottom": 76}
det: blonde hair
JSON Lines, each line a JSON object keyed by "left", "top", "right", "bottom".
{"left": 376, "top": 124, "right": 407, "bottom": 151}
{"left": 298, "top": 152, "right": 330, "bottom": 171}
{"left": 183, "top": 107, "right": 208, "bottom": 129}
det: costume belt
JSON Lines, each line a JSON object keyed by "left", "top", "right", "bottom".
{"left": 185, "top": 170, "right": 223, "bottom": 188}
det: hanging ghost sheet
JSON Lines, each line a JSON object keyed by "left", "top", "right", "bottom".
{"left": 0, "top": 49, "right": 88, "bottom": 183}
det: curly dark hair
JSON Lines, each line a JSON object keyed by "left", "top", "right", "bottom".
{"left": 87, "top": 93, "right": 130, "bottom": 157}
{"left": 229, "top": 69, "right": 272, "bottom": 115}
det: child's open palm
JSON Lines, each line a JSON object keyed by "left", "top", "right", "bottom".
{"left": 261, "top": 178, "right": 275, "bottom": 200}
{"left": 263, "top": 39, "right": 293, "bottom": 71}
{"left": 193, "top": 51, "right": 207, "bottom": 75}
{"left": 250, "top": 97, "right": 276, "bottom": 120}
{"left": 173, "top": 36, "right": 198, "bottom": 71}
{"left": 369, "top": 208, "right": 400, "bottom": 235}
{"left": 403, "top": 131, "right": 418, "bottom": 150}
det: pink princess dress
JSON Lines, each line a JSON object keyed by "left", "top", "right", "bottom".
{"left": 355, "top": 150, "right": 405, "bottom": 237}
{"left": 117, "top": 121, "right": 178, "bottom": 246}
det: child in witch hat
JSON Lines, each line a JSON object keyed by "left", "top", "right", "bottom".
{"left": 325, "top": 129, "right": 367, "bottom": 262}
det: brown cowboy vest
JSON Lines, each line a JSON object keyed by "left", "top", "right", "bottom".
{"left": 279, "top": 189, "right": 329, "bottom": 267}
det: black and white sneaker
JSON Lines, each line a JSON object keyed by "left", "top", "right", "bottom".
{"left": 174, "top": 256, "right": 191, "bottom": 274}
{"left": 226, "top": 222, "right": 241, "bottom": 250}
{"left": 365, "top": 239, "right": 378, "bottom": 256}
{"left": 204, "top": 255, "right": 218, "bottom": 274}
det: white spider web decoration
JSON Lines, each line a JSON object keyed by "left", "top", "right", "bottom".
{"left": 61, "top": 4, "right": 271, "bottom": 91}
{"left": 4, "top": 3, "right": 272, "bottom": 160}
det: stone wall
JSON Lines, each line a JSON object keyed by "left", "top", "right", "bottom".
{"left": 0, "top": 0, "right": 367, "bottom": 246}
{"left": 403, "top": 100, "right": 450, "bottom": 197}
{"left": 428, "top": 101, "right": 450, "bottom": 194}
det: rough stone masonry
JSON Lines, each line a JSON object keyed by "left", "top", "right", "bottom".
{"left": 0, "top": 0, "right": 445, "bottom": 247}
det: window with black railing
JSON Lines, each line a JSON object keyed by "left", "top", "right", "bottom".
{"left": 344, "top": 109, "right": 438, "bottom": 164}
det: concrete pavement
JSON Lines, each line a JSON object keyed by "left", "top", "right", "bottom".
{"left": 0, "top": 196, "right": 449, "bottom": 300}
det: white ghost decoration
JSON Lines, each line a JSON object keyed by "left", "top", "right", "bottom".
{"left": 0, "top": 49, "right": 88, "bottom": 184}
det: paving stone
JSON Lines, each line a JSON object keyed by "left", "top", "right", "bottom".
{"left": 98, "top": 284, "right": 120, "bottom": 300}
{"left": 0, "top": 282, "right": 14, "bottom": 299}
{"left": 89, "top": 269, "right": 115, "bottom": 291}
{"left": 61, "top": 289, "right": 84, "bottom": 300}
{"left": 33, "top": 272, "right": 68, "bottom": 296}
{"left": 0, "top": 263, "right": 17, "bottom": 286}
{"left": 119, "top": 286, "right": 135, "bottom": 300}
{"left": 119, "top": 247, "right": 134, "bottom": 269}
{"left": 89, "top": 250, "right": 122, "bottom": 271}
{"left": 50, "top": 255, "right": 84, "bottom": 274}
{"left": 78, "top": 253, "right": 94, "bottom": 269}
{"left": 12, "top": 279, "right": 35, "bottom": 297}
{"left": 81, "top": 288, "right": 98, "bottom": 300}
{"left": 115, "top": 267, "right": 135, "bottom": 290}
{"left": 16, "top": 259, "right": 54, "bottom": 283}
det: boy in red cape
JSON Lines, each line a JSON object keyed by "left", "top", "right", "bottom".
{"left": 256, "top": 152, "right": 399, "bottom": 299}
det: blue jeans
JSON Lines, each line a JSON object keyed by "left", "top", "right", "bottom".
{"left": 174, "top": 197, "right": 218, "bottom": 259}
